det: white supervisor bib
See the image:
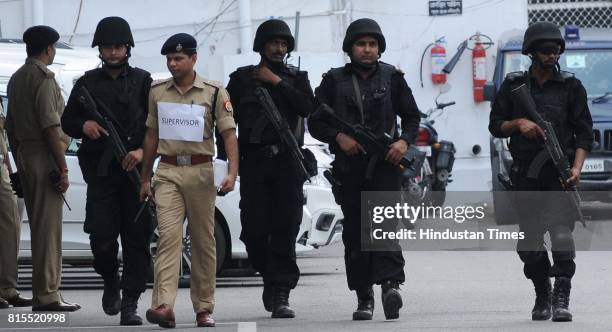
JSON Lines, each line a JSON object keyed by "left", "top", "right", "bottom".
{"left": 157, "top": 101, "right": 206, "bottom": 142}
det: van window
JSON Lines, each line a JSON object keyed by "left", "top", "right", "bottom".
{"left": 503, "top": 49, "right": 612, "bottom": 97}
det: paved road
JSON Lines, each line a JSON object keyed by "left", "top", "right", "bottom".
{"left": 2, "top": 241, "right": 612, "bottom": 332}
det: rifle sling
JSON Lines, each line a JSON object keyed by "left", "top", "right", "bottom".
{"left": 351, "top": 74, "right": 365, "bottom": 124}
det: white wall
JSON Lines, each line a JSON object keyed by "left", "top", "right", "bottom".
{"left": 0, "top": 0, "right": 529, "bottom": 191}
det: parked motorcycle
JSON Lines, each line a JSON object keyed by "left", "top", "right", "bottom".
{"left": 403, "top": 86, "right": 456, "bottom": 206}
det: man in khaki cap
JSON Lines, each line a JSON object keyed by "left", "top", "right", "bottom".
{"left": 5, "top": 25, "right": 80, "bottom": 311}
{"left": 0, "top": 100, "right": 32, "bottom": 309}
{"left": 140, "top": 33, "right": 238, "bottom": 328}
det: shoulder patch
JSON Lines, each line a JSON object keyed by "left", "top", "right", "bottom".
{"left": 223, "top": 99, "right": 234, "bottom": 112}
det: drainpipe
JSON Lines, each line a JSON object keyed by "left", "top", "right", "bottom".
{"left": 238, "top": 0, "right": 251, "bottom": 54}
{"left": 23, "top": 0, "right": 43, "bottom": 30}
{"left": 32, "top": 0, "right": 44, "bottom": 25}
{"left": 23, "top": 0, "right": 33, "bottom": 29}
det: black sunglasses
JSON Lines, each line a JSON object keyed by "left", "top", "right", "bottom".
{"left": 536, "top": 46, "right": 561, "bottom": 55}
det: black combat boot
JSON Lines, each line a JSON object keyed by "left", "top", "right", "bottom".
{"left": 381, "top": 280, "right": 403, "bottom": 320}
{"left": 102, "top": 274, "right": 121, "bottom": 316}
{"left": 120, "top": 291, "right": 143, "bottom": 326}
{"left": 271, "top": 286, "right": 295, "bottom": 318}
{"left": 262, "top": 281, "right": 274, "bottom": 312}
{"left": 552, "top": 277, "right": 572, "bottom": 322}
{"left": 352, "top": 286, "right": 374, "bottom": 320}
{"left": 531, "top": 278, "right": 552, "bottom": 320}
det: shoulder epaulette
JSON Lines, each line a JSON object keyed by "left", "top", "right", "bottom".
{"left": 151, "top": 77, "right": 172, "bottom": 87}
{"left": 203, "top": 79, "right": 222, "bottom": 89}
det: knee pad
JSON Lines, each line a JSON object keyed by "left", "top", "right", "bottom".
{"left": 549, "top": 225, "right": 575, "bottom": 253}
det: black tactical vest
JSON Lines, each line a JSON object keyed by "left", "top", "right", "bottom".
{"left": 505, "top": 70, "right": 579, "bottom": 162}
{"left": 80, "top": 66, "right": 149, "bottom": 149}
{"left": 328, "top": 62, "right": 397, "bottom": 142}
{"left": 76, "top": 66, "right": 150, "bottom": 178}
{"left": 233, "top": 65, "right": 304, "bottom": 147}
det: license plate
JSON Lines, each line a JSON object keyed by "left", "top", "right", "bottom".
{"left": 582, "top": 159, "right": 604, "bottom": 173}
{"left": 417, "top": 146, "right": 432, "bottom": 157}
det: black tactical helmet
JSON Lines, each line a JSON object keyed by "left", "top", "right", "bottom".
{"left": 253, "top": 19, "right": 295, "bottom": 52}
{"left": 522, "top": 21, "right": 565, "bottom": 55}
{"left": 342, "top": 18, "right": 386, "bottom": 53}
{"left": 92, "top": 16, "right": 134, "bottom": 47}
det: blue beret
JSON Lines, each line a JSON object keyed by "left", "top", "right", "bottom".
{"left": 23, "top": 25, "right": 59, "bottom": 48}
{"left": 161, "top": 33, "right": 197, "bottom": 55}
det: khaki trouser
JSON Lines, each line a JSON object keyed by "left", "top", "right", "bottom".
{"left": 17, "top": 143, "right": 63, "bottom": 306}
{"left": 0, "top": 163, "right": 20, "bottom": 299}
{"left": 151, "top": 161, "right": 216, "bottom": 313}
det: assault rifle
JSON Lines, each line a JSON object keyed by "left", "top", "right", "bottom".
{"left": 77, "top": 86, "right": 154, "bottom": 223}
{"left": 511, "top": 83, "right": 586, "bottom": 226}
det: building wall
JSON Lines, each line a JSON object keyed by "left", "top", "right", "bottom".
{"left": 0, "top": 0, "right": 529, "bottom": 191}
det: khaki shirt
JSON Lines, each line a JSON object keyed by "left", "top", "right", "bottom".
{"left": 146, "top": 73, "right": 236, "bottom": 156}
{"left": 5, "top": 58, "right": 69, "bottom": 147}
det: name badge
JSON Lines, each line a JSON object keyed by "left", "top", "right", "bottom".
{"left": 158, "top": 102, "right": 206, "bottom": 142}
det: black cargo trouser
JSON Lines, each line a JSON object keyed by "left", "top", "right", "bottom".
{"left": 239, "top": 149, "right": 304, "bottom": 289}
{"left": 83, "top": 165, "right": 154, "bottom": 294}
{"left": 332, "top": 155, "right": 406, "bottom": 291}
{"left": 511, "top": 160, "right": 576, "bottom": 280}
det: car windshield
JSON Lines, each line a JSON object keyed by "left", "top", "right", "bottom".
{"left": 503, "top": 49, "right": 612, "bottom": 99}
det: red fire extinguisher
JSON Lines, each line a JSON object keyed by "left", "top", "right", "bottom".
{"left": 472, "top": 38, "right": 486, "bottom": 102}
{"left": 431, "top": 38, "right": 447, "bottom": 85}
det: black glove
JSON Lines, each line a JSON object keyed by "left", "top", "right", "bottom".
{"left": 9, "top": 172, "right": 24, "bottom": 198}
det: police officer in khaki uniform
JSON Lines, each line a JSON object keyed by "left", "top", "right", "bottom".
{"left": 139, "top": 33, "right": 238, "bottom": 328}
{"left": 0, "top": 100, "right": 32, "bottom": 309}
{"left": 5, "top": 25, "right": 80, "bottom": 311}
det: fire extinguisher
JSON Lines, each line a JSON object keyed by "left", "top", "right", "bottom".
{"left": 472, "top": 37, "right": 486, "bottom": 102}
{"left": 431, "top": 38, "right": 447, "bottom": 85}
